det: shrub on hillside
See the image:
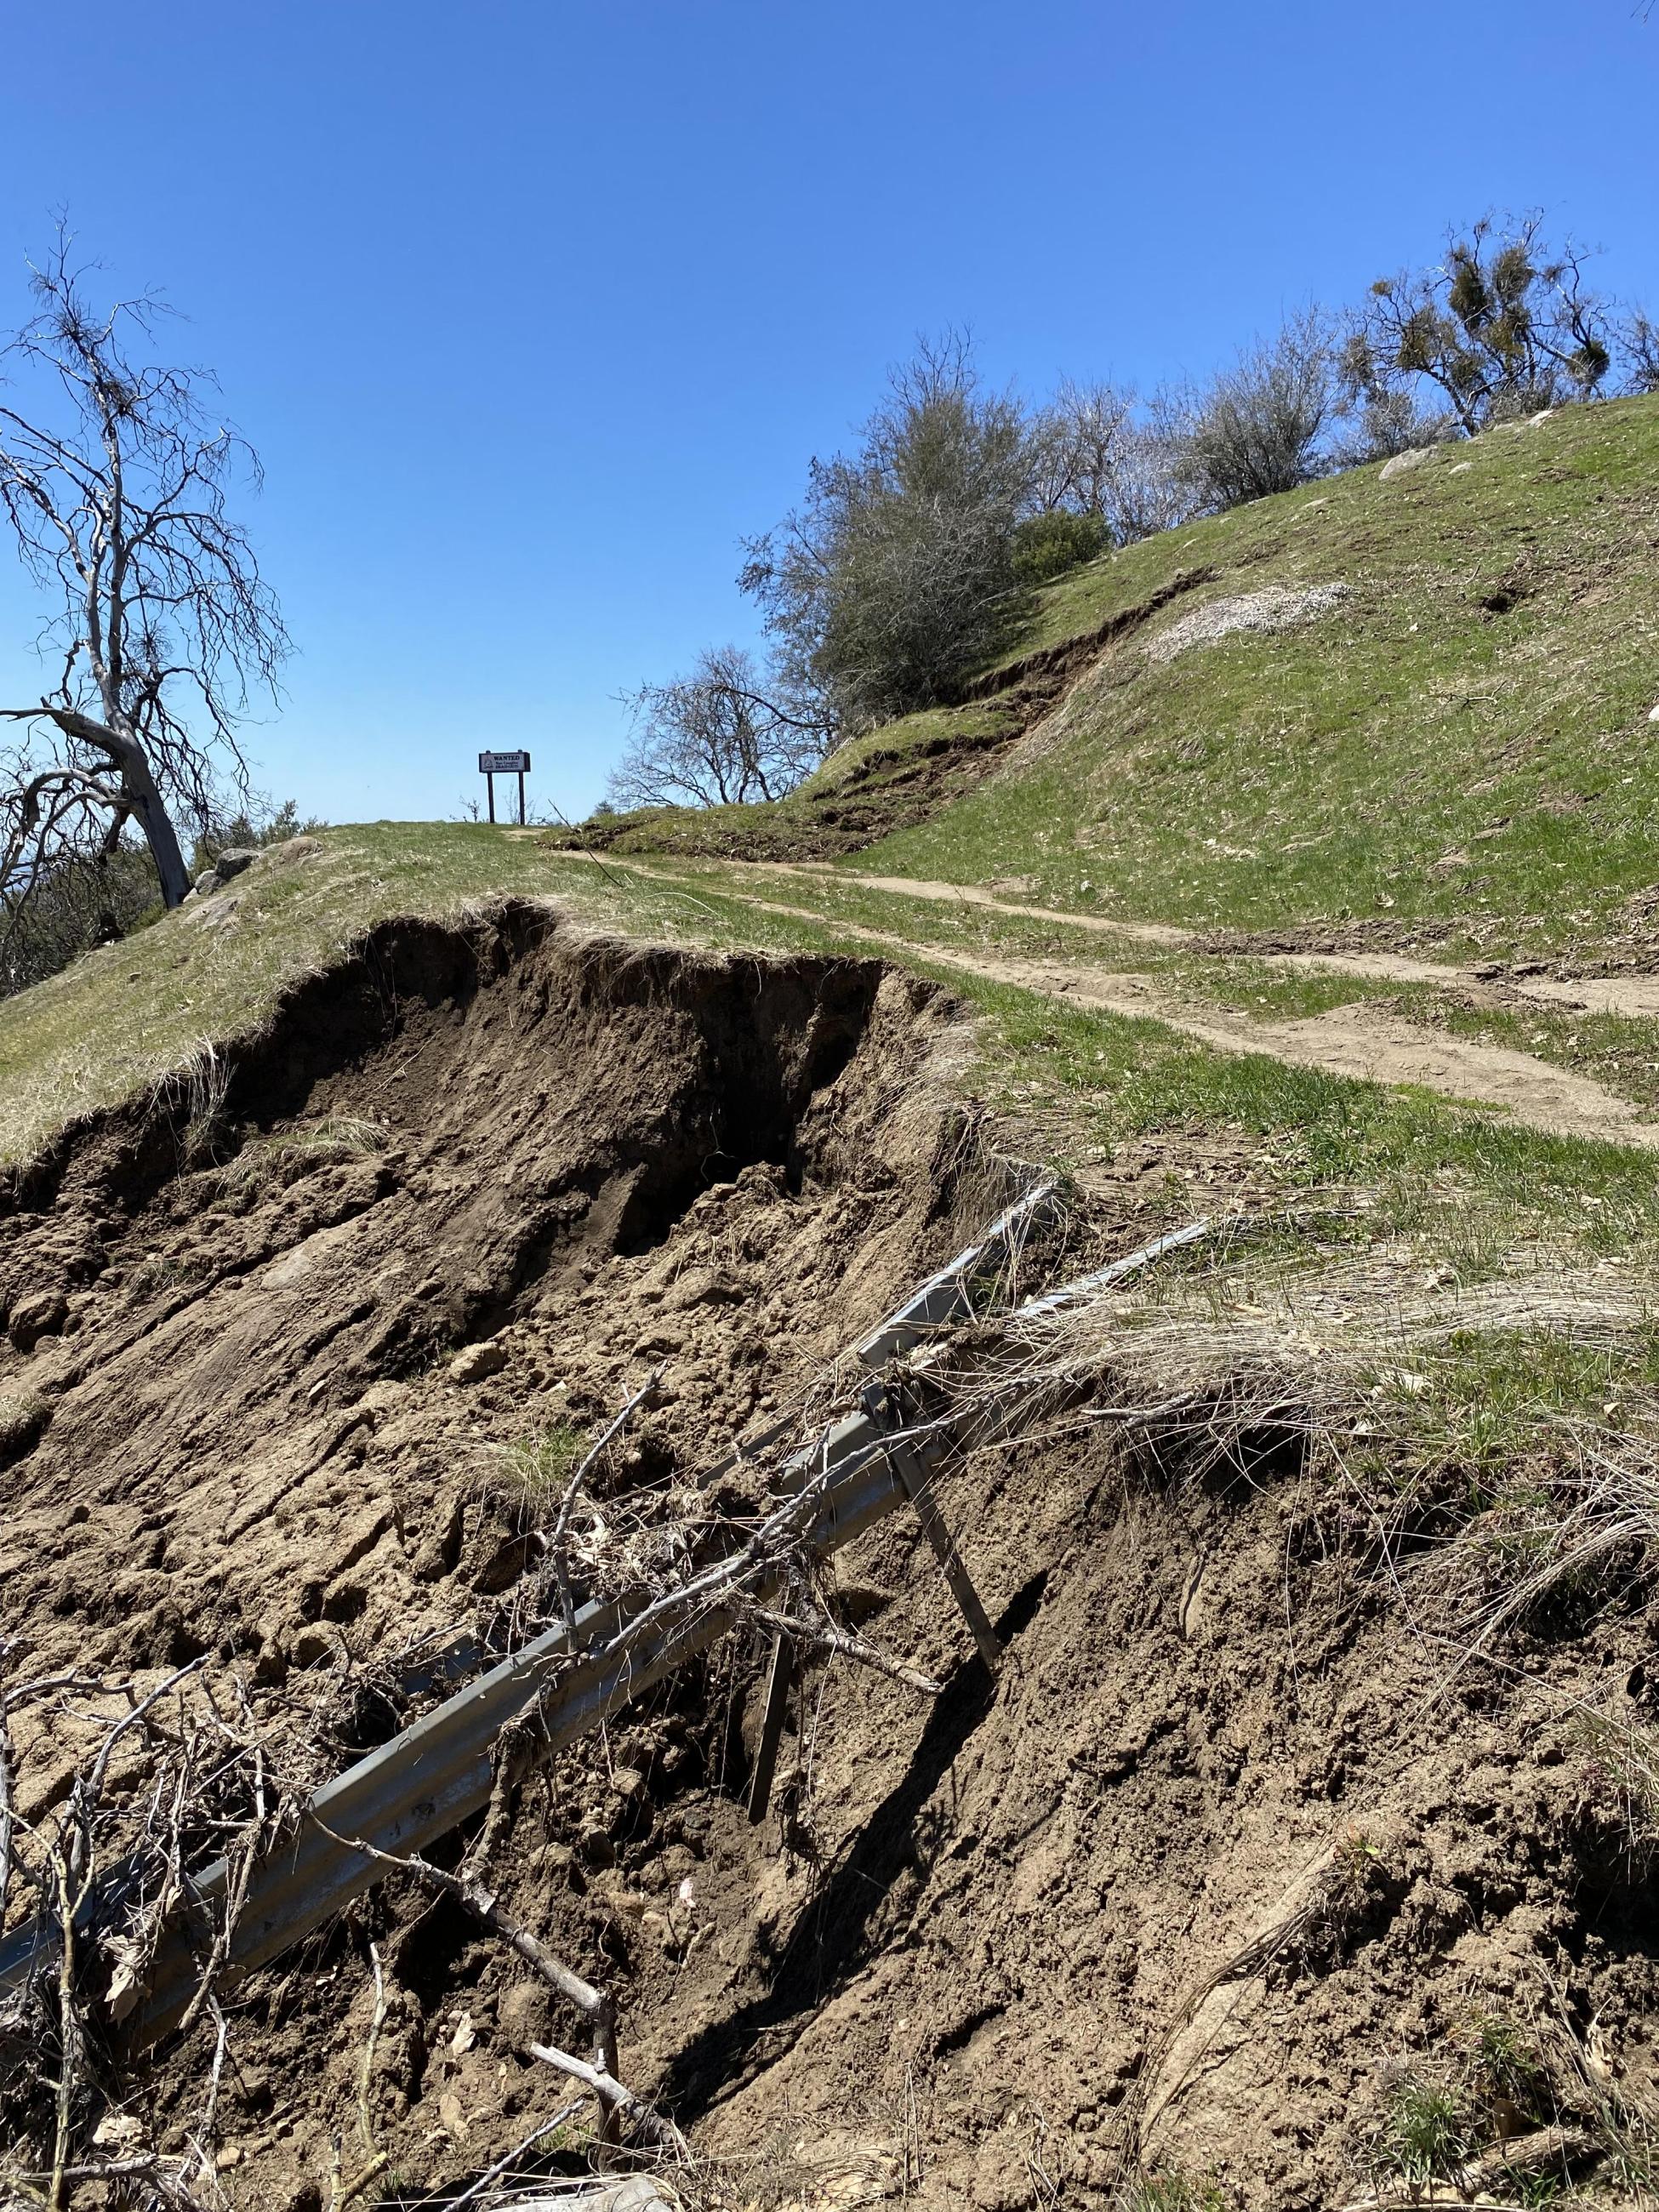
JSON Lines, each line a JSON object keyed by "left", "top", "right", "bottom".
{"left": 1158, "top": 311, "right": 1335, "bottom": 511}
{"left": 741, "top": 333, "right": 1034, "bottom": 732}
{"left": 1011, "top": 510, "right": 1109, "bottom": 584}
{"left": 1, "top": 843, "right": 159, "bottom": 999}
{"left": 1344, "top": 213, "right": 1638, "bottom": 435}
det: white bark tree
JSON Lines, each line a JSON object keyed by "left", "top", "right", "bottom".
{"left": 0, "top": 237, "right": 287, "bottom": 928}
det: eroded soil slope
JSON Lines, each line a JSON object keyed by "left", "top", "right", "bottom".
{"left": 2, "top": 903, "right": 1656, "bottom": 2212}
{"left": 0, "top": 904, "right": 974, "bottom": 1833}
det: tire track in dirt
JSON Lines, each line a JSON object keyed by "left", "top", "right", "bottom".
{"left": 584, "top": 857, "right": 1659, "bottom": 1150}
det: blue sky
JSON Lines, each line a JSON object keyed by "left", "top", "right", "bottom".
{"left": 1, "top": 0, "right": 1656, "bottom": 826}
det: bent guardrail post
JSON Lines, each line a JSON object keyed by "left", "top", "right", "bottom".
{"left": 859, "top": 1377, "right": 1002, "bottom": 1672}
{"left": 744, "top": 1173, "right": 1055, "bottom": 1818}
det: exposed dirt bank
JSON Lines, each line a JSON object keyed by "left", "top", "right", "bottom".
{"left": 0, "top": 905, "right": 979, "bottom": 1732}
{"left": 3, "top": 904, "right": 1656, "bottom": 2212}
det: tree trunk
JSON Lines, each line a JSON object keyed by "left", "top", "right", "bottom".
{"left": 119, "top": 751, "right": 191, "bottom": 909}
{"left": 41, "top": 710, "right": 193, "bottom": 909}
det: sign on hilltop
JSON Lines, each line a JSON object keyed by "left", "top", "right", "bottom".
{"left": 478, "top": 750, "right": 532, "bottom": 823}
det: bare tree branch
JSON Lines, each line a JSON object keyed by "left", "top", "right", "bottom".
{"left": 607, "top": 645, "right": 832, "bottom": 812}
{"left": 0, "top": 228, "right": 288, "bottom": 952}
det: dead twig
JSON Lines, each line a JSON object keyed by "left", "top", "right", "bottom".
{"left": 356, "top": 1941, "right": 386, "bottom": 2158}
{"left": 305, "top": 1810, "right": 676, "bottom": 2155}
{"left": 527, "top": 2043, "right": 689, "bottom": 2158}
{"left": 543, "top": 1368, "right": 664, "bottom": 1634}
{"left": 442, "top": 2100, "right": 585, "bottom": 2210}
{"left": 743, "top": 1600, "right": 942, "bottom": 1698}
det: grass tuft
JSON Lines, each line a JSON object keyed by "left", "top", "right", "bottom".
{"left": 492, "top": 1423, "right": 586, "bottom": 1520}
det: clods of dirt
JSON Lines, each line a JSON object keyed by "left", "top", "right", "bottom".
{"left": 3, "top": 901, "right": 1657, "bottom": 2211}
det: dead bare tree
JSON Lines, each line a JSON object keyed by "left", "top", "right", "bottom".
{"left": 1344, "top": 214, "right": 1622, "bottom": 434}
{"left": 0, "top": 234, "right": 288, "bottom": 937}
{"left": 607, "top": 644, "right": 831, "bottom": 811}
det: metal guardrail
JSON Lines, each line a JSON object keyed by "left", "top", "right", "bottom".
{"left": 2, "top": 1183, "right": 1212, "bottom": 2051}
{"left": 853, "top": 1179, "right": 1057, "bottom": 1368}
{"left": 0, "top": 1179, "right": 1058, "bottom": 2048}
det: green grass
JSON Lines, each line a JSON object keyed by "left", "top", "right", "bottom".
{"left": 590, "top": 701, "right": 1023, "bottom": 860}
{"left": 0, "top": 824, "right": 710, "bottom": 1167}
{"left": 589, "top": 398, "right": 1659, "bottom": 971}
{"left": 1121, "top": 2171, "right": 1229, "bottom": 2212}
{"left": 791, "top": 701, "right": 1021, "bottom": 796}
{"left": 641, "top": 852, "right": 1659, "bottom": 1120}
{"left": 9, "top": 819, "right": 1659, "bottom": 1294}
{"left": 492, "top": 1423, "right": 587, "bottom": 1518}
{"left": 972, "top": 975, "right": 1659, "bottom": 1253}
{"left": 1378, "top": 2074, "right": 1468, "bottom": 2186}
{"left": 851, "top": 398, "right": 1659, "bottom": 957}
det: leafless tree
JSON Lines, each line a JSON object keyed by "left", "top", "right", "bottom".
{"left": 1619, "top": 309, "right": 1659, "bottom": 395}
{"left": 607, "top": 644, "right": 832, "bottom": 811}
{"left": 1156, "top": 310, "right": 1335, "bottom": 512}
{"left": 0, "top": 236, "right": 288, "bottom": 946}
{"left": 1026, "top": 378, "right": 1133, "bottom": 516}
{"left": 1328, "top": 384, "right": 1454, "bottom": 467}
{"left": 1023, "top": 375, "right": 1200, "bottom": 549}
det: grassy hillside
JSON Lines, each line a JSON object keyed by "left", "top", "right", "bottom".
{"left": 589, "top": 698, "right": 1024, "bottom": 860}
{"left": 612, "top": 395, "right": 1659, "bottom": 962}
{"left": 0, "top": 826, "right": 700, "bottom": 1167}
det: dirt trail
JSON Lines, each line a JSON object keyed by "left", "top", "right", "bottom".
{"left": 665, "top": 855, "right": 1659, "bottom": 1014}
{"left": 589, "top": 859, "right": 1659, "bottom": 1150}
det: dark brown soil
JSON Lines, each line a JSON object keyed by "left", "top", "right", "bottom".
{"left": 0, "top": 906, "right": 976, "bottom": 1773}
{"left": 3, "top": 904, "right": 1656, "bottom": 2211}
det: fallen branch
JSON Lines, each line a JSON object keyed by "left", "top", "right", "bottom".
{"left": 527, "top": 2044, "right": 689, "bottom": 2159}
{"left": 743, "top": 1600, "right": 942, "bottom": 1698}
{"left": 326, "top": 2143, "right": 388, "bottom": 2211}
{"left": 442, "top": 2101, "right": 585, "bottom": 2211}
{"left": 356, "top": 1941, "right": 386, "bottom": 2159}
{"left": 543, "top": 1368, "right": 664, "bottom": 1634}
{"left": 309, "top": 1810, "right": 613, "bottom": 2030}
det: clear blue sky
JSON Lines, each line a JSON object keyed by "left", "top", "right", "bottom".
{"left": 1, "top": 0, "right": 1655, "bottom": 826}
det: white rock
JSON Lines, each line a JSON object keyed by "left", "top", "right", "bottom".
{"left": 449, "top": 1338, "right": 508, "bottom": 1384}
{"left": 1649, "top": 704, "right": 1659, "bottom": 723}
{"left": 1380, "top": 446, "right": 1435, "bottom": 480}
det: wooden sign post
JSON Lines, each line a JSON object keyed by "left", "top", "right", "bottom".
{"left": 478, "top": 749, "right": 532, "bottom": 825}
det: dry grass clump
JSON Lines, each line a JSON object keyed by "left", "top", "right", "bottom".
{"left": 1355, "top": 1999, "right": 1659, "bottom": 2207}
{"left": 217, "top": 1113, "right": 391, "bottom": 1204}
{"left": 1571, "top": 1707, "right": 1659, "bottom": 1863}
{"left": 0, "top": 1388, "right": 46, "bottom": 1457}
{"left": 490, "top": 1423, "right": 587, "bottom": 1519}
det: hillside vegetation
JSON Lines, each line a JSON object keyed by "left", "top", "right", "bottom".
{"left": 596, "top": 396, "right": 1659, "bottom": 964}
